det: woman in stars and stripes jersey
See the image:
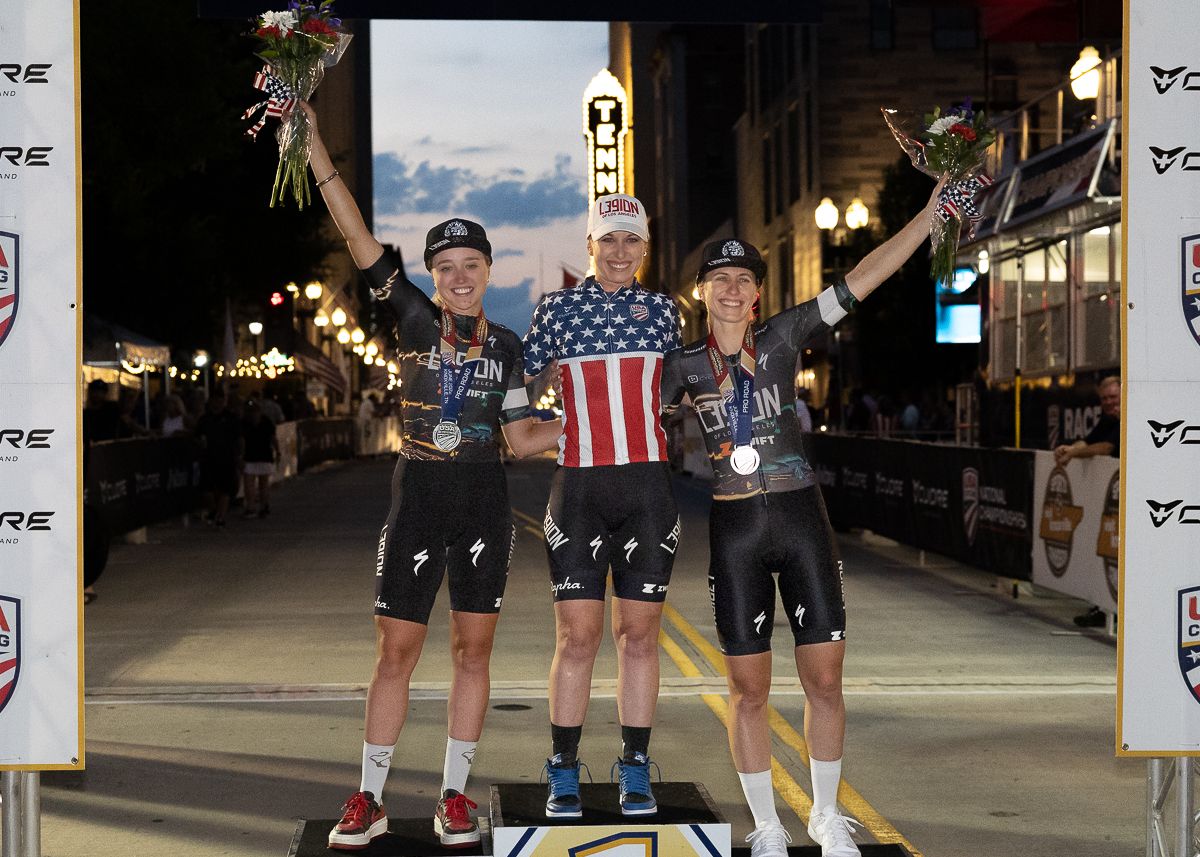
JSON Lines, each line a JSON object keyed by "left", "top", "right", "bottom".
{"left": 296, "top": 102, "right": 562, "bottom": 852}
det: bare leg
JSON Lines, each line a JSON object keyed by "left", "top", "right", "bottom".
{"left": 794, "top": 641, "right": 847, "bottom": 761}
{"left": 447, "top": 611, "right": 500, "bottom": 741}
{"left": 724, "top": 651, "right": 773, "bottom": 772}
{"left": 548, "top": 599, "right": 605, "bottom": 726}
{"left": 364, "top": 615, "right": 429, "bottom": 744}
{"left": 611, "top": 597, "right": 664, "bottom": 728}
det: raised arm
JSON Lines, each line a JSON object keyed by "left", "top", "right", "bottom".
{"left": 300, "top": 101, "right": 384, "bottom": 269}
{"left": 843, "top": 177, "right": 946, "bottom": 302}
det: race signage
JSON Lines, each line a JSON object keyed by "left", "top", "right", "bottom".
{"left": 582, "top": 68, "right": 628, "bottom": 206}
{"left": 1119, "top": 0, "right": 1200, "bottom": 754}
{"left": 0, "top": 0, "right": 84, "bottom": 769}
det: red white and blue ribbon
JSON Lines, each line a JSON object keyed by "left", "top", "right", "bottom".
{"left": 936, "top": 173, "right": 995, "bottom": 240}
{"left": 241, "top": 65, "right": 296, "bottom": 140}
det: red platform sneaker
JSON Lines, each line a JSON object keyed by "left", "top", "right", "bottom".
{"left": 434, "top": 789, "right": 480, "bottom": 848}
{"left": 327, "top": 790, "right": 387, "bottom": 851}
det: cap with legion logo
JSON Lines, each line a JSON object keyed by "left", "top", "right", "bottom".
{"left": 587, "top": 193, "right": 650, "bottom": 242}
{"left": 696, "top": 238, "right": 767, "bottom": 282}
{"left": 424, "top": 218, "right": 493, "bottom": 270}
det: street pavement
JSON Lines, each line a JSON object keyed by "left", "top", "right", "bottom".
{"left": 36, "top": 455, "right": 1141, "bottom": 857}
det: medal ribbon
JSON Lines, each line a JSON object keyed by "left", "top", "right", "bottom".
{"left": 438, "top": 310, "right": 488, "bottom": 425}
{"left": 705, "top": 326, "right": 756, "bottom": 452}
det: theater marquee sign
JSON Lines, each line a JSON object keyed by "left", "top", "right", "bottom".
{"left": 582, "top": 68, "right": 628, "bottom": 206}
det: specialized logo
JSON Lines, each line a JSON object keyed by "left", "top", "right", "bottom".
{"left": 1177, "top": 586, "right": 1200, "bottom": 706}
{"left": 1147, "top": 499, "right": 1200, "bottom": 527}
{"left": 753, "top": 610, "right": 767, "bottom": 635}
{"left": 0, "top": 595, "right": 19, "bottom": 716}
{"left": 1097, "top": 472, "right": 1119, "bottom": 602}
{"left": 1151, "top": 65, "right": 1200, "bottom": 94}
{"left": 0, "top": 63, "right": 52, "bottom": 84}
{"left": 722, "top": 240, "right": 745, "bottom": 257}
{"left": 470, "top": 538, "right": 485, "bottom": 567}
{"left": 1150, "top": 146, "right": 1200, "bottom": 174}
{"left": 1039, "top": 467, "right": 1083, "bottom": 577}
{"left": 590, "top": 535, "right": 604, "bottom": 561}
{"left": 962, "top": 467, "right": 980, "bottom": 547}
{"left": 623, "top": 536, "right": 639, "bottom": 562}
{"left": 446, "top": 220, "right": 468, "bottom": 237}
{"left": 0, "top": 232, "right": 18, "bottom": 351}
{"left": 1183, "top": 235, "right": 1200, "bottom": 346}
{"left": 794, "top": 604, "right": 806, "bottom": 627}
{"left": 630, "top": 303, "right": 650, "bottom": 322}
{"left": 412, "top": 548, "right": 430, "bottom": 576}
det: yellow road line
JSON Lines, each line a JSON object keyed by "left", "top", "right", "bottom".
{"left": 662, "top": 604, "right": 922, "bottom": 855}
{"left": 512, "top": 507, "right": 542, "bottom": 529}
{"left": 658, "top": 630, "right": 814, "bottom": 823}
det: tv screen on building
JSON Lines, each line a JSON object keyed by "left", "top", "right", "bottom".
{"left": 935, "top": 267, "right": 982, "bottom": 344}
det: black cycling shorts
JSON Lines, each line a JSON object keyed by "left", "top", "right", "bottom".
{"left": 542, "top": 463, "right": 680, "bottom": 603}
{"left": 374, "top": 457, "right": 515, "bottom": 623}
{"left": 708, "top": 484, "right": 845, "bottom": 656}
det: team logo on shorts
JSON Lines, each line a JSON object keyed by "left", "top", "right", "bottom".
{"left": 1184, "top": 234, "right": 1200, "bottom": 350}
{"left": 962, "top": 467, "right": 980, "bottom": 547}
{"left": 630, "top": 303, "right": 650, "bottom": 322}
{"left": 0, "top": 595, "right": 21, "bottom": 716}
{"left": 0, "top": 232, "right": 19, "bottom": 353}
{"left": 1178, "top": 586, "right": 1200, "bottom": 706}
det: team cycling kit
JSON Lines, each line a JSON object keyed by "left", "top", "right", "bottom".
{"left": 661, "top": 279, "right": 858, "bottom": 654}
{"left": 362, "top": 248, "right": 530, "bottom": 623}
{"left": 524, "top": 277, "right": 682, "bottom": 603}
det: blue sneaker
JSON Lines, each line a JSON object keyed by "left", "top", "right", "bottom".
{"left": 543, "top": 753, "right": 583, "bottom": 818}
{"left": 612, "top": 753, "right": 658, "bottom": 816}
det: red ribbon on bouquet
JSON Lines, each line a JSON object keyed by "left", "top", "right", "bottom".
{"left": 935, "top": 173, "right": 995, "bottom": 241}
{"left": 241, "top": 65, "right": 297, "bottom": 140}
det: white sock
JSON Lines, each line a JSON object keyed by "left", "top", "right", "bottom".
{"left": 809, "top": 757, "right": 842, "bottom": 815}
{"left": 360, "top": 741, "right": 395, "bottom": 802}
{"left": 737, "top": 770, "right": 780, "bottom": 828}
{"left": 442, "top": 737, "right": 478, "bottom": 795}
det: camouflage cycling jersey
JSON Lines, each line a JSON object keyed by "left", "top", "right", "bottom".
{"left": 362, "top": 248, "right": 530, "bottom": 462}
{"left": 661, "top": 280, "right": 856, "bottom": 498}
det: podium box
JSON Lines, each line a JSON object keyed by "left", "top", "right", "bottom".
{"left": 287, "top": 816, "right": 491, "bottom": 857}
{"left": 489, "top": 782, "right": 730, "bottom": 857}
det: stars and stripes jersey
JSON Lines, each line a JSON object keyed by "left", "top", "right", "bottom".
{"left": 524, "top": 277, "right": 682, "bottom": 467}
{"left": 361, "top": 248, "right": 531, "bottom": 463}
{"left": 661, "top": 279, "right": 857, "bottom": 498}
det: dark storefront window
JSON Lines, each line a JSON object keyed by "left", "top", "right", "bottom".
{"left": 932, "top": 8, "right": 978, "bottom": 51}
{"left": 869, "top": 0, "right": 894, "bottom": 50}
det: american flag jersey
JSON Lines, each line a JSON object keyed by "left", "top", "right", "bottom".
{"left": 525, "top": 277, "right": 681, "bottom": 467}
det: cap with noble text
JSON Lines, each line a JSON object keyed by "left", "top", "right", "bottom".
{"left": 424, "top": 218, "right": 493, "bottom": 270}
{"left": 696, "top": 238, "right": 767, "bottom": 282}
{"left": 587, "top": 193, "right": 649, "bottom": 242}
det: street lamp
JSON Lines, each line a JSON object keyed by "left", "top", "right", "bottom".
{"left": 1070, "top": 46, "right": 1101, "bottom": 100}
{"left": 365, "top": 342, "right": 379, "bottom": 358}
{"left": 815, "top": 197, "right": 839, "bottom": 230}
{"left": 336, "top": 328, "right": 351, "bottom": 344}
{"left": 331, "top": 307, "right": 347, "bottom": 327}
{"left": 248, "top": 321, "right": 263, "bottom": 336}
{"left": 977, "top": 249, "right": 990, "bottom": 275}
{"left": 351, "top": 327, "right": 365, "bottom": 344}
{"left": 193, "top": 351, "right": 209, "bottom": 368}
{"left": 314, "top": 309, "right": 330, "bottom": 327}
{"left": 845, "top": 198, "right": 869, "bottom": 230}
{"left": 304, "top": 281, "right": 323, "bottom": 301}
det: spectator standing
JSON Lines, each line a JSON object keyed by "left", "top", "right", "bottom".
{"left": 83, "top": 379, "right": 121, "bottom": 445}
{"left": 260, "top": 393, "right": 286, "bottom": 425}
{"left": 161, "top": 394, "right": 194, "bottom": 438}
{"left": 241, "top": 400, "right": 279, "bottom": 518}
{"left": 358, "top": 392, "right": 378, "bottom": 421}
{"left": 196, "top": 390, "right": 242, "bottom": 527}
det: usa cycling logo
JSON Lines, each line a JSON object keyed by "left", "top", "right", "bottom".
{"left": 1178, "top": 587, "right": 1200, "bottom": 706}
{"left": 1151, "top": 66, "right": 1200, "bottom": 94}
{"left": 0, "top": 232, "right": 18, "bottom": 351}
{"left": 0, "top": 595, "right": 19, "bottom": 716}
{"left": 1184, "top": 235, "right": 1200, "bottom": 347}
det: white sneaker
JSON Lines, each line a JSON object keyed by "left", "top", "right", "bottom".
{"left": 807, "top": 808, "right": 862, "bottom": 857}
{"left": 745, "top": 819, "right": 792, "bottom": 856}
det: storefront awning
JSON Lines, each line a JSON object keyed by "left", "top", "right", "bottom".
{"left": 293, "top": 336, "right": 348, "bottom": 396}
{"left": 83, "top": 314, "right": 171, "bottom": 368}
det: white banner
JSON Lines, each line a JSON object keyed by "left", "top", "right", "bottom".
{"left": 1118, "top": 0, "right": 1200, "bottom": 754}
{"left": 1031, "top": 452, "right": 1119, "bottom": 614}
{"left": 0, "top": 0, "right": 83, "bottom": 768}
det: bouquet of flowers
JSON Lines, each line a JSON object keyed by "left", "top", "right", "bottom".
{"left": 882, "top": 101, "right": 997, "bottom": 285}
{"left": 243, "top": 2, "right": 352, "bottom": 208}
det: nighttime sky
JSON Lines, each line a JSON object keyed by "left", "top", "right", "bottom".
{"left": 370, "top": 20, "right": 607, "bottom": 334}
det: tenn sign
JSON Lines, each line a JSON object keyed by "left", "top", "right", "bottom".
{"left": 582, "top": 69, "right": 628, "bottom": 206}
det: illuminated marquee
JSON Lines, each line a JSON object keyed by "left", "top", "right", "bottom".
{"left": 582, "top": 69, "right": 628, "bottom": 206}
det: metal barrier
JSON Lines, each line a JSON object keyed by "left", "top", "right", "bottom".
{"left": 0, "top": 772, "right": 40, "bottom": 857}
{"left": 1149, "top": 758, "right": 1197, "bottom": 857}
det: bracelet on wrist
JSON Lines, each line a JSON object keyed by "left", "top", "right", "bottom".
{"left": 315, "top": 169, "right": 340, "bottom": 188}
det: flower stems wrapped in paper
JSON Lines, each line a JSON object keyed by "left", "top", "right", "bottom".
{"left": 882, "top": 101, "right": 997, "bottom": 285}
{"left": 243, "top": 2, "right": 352, "bottom": 209}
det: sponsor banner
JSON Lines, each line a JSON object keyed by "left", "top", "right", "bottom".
{"left": 296, "top": 417, "right": 355, "bottom": 471}
{"left": 0, "top": 0, "right": 82, "bottom": 769}
{"left": 805, "top": 436, "right": 1034, "bottom": 579}
{"left": 1030, "top": 451, "right": 1119, "bottom": 613}
{"left": 84, "top": 438, "right": 203, "bottom": 537}
{"left": 1120, "top": 0, "right": 1200, "bottom": 754}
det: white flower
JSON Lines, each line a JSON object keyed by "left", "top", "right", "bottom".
{"left": 260, "top": 10, "right": 297, "bottom": 30}
{"left": 927, "top": 114, "right": 965, "bottom": 136}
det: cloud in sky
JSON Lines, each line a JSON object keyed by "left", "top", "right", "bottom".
{"left": 374, "top": 152, "right": 585, "bottom": 228}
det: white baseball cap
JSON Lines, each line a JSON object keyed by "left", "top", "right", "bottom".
{"left": 587, "top": 193, "right": 649, "bottom": 242}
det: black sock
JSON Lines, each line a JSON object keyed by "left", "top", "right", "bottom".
{"left": 551, "top": 723, "right": 582, "bottom": 765}
{"left": 621, "top": 725, "right": 652, "bottom": 762}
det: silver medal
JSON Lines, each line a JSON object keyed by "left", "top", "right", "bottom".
{"left": 433, "top": 421, "right": 462, "bottom": 452}
{"left": 730, "top": 445, "right": 760, "bottom": 476}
